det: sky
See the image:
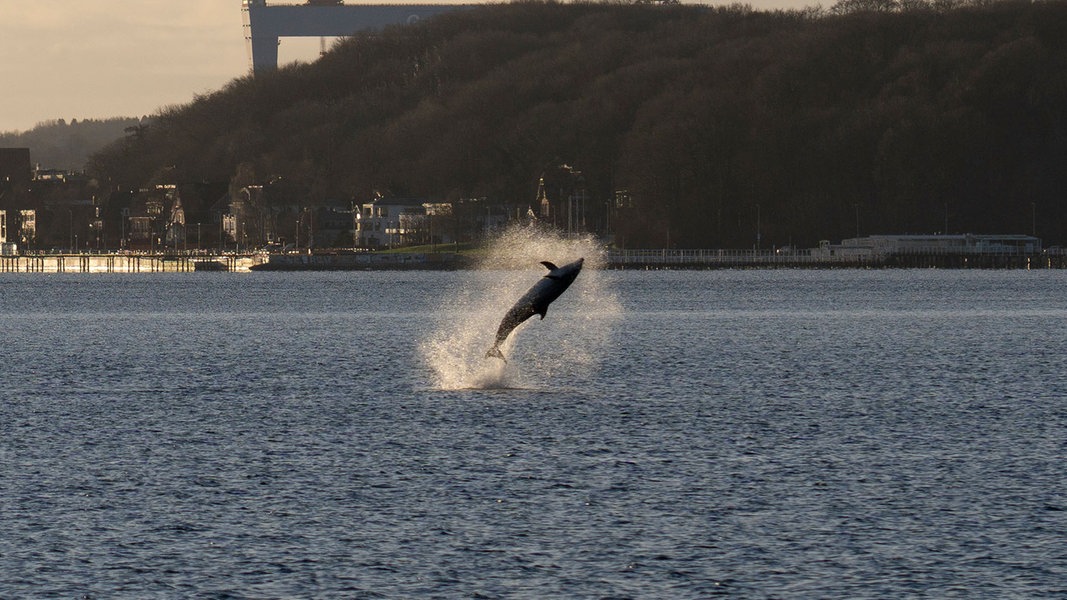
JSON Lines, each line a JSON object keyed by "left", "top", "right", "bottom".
{"left": 0, "top": 0, "right": 811, "bottom": 133}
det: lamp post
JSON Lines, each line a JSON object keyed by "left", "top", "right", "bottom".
{"left": 755, "top": 204, "right": 761, "bottom": 250}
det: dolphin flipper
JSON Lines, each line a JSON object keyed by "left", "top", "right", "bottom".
{"left": 486, "top": 345, "right": 507, "bottom": 362}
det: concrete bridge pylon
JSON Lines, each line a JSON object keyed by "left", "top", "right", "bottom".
{"left": 242, "top": 0, "right": 471, "bottom": 74}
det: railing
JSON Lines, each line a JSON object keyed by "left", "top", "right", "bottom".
{"left": 606, "top": 246, "right": 1062, "bottom": 268}
{"left": 884, "top": 245, "right": 1043, "bottom": 256}
{"left": 607, "top": 248, "right": 862, "bottom": 266}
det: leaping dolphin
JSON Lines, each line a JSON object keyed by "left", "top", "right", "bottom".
{"left": 486, "top": 257, "right": 584, "bottom": 361}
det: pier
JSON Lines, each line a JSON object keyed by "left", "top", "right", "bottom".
{"left": 0, "top": 253, "right": 265, "bottom": 273}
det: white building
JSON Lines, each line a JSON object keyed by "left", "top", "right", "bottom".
{"left": 355, "top": 197, "right": 428, "bottom": 249}
{"left": 816, "top": 234, "right": 1042, "bottom": 259}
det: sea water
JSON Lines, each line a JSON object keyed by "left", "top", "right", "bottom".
{"left": 1, "top": 258, "right": 1065, "bottom": 597}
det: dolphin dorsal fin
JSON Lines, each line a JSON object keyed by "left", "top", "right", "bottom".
{"left": 540, "top": 261, "right": 559, "bottom": 271}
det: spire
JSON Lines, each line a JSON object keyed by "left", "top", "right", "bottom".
{"left": 537, "top": 175, "right": 551, "bottom": 218}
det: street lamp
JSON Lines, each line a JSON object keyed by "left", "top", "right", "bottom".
{"left": 755, "top": 204, "right": 761, "bottom": 250}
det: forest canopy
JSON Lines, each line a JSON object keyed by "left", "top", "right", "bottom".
{"left": 1, "top": 117, "right": 143, "bottom": 172}
{"left": 87, "top": 0, "right": 1067, "bottom": 248}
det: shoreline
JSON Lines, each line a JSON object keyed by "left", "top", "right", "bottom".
{"left": 2, "top": 250, "right": 1063, "bottom": 273}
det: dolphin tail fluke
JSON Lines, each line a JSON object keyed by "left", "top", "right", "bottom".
{"left": 486, "top": 345, "right": 507, "bottom": 363}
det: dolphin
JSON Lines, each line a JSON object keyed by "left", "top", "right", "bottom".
{"left": 486, "top": 257, "right": 584, "bottom": 361}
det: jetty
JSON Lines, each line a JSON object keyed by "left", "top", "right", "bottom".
{"left": 0, "top": 253, "right": 264, "bottom": 273}
{"left": 609, "top": 234, "right": 1062, "bottom": 269}
{"left": 1, "top": 234, "right": 1062, "bottom": 272}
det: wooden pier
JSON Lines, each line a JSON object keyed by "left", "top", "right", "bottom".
{"left": 0, "top": 253, "right": 265, "bottom": 273}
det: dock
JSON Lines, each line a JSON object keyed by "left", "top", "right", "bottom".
{"left": 0, "top": 253, "right": 265, "bottom": 273}
{"left": 3, "top": 234, "right": 1065, "bottom": 272}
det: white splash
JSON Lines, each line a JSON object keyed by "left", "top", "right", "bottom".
{"left": 421, "top": 224, "right": 621, "bottom": 390}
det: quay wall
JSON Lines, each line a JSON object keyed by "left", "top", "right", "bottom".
{"left": 607, "top": 249, "right": 874, "bottom": 269}
{"left": 607, "top": 249, "right": 1067, "bottom": 269}
{"left": 3, "top": 249, "right": 1066, "bottom": 272}
{"left": 251, "top": 252, "right": 473, "bottom": 270}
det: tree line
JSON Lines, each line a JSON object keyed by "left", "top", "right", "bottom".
{"left": 1, "top": 118, "right": 143, "bottom": 172}
{"left": 87, "top": 0, "right": 1067, "bottom": 249}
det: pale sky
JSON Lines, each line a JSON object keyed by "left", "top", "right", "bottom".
{"left": 0, "top": 0, "right": 812, "bottom": 133}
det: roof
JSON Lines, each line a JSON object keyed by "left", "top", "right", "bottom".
{"left": 362, "top": 197, "right": 428, "bottom": 207}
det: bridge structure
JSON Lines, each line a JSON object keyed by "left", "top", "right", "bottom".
{"left": 242, "top": 0, "right": 471, "bottom": 74}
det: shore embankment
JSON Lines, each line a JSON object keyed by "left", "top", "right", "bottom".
{"left": 605, "top": 249, "right": 1067, "bottom": 269}
{"left": 250, "top": 252, "right": 474, "bottom": 271}
{"left": 3, "top": 247, "right": 1066, "bottom": 273}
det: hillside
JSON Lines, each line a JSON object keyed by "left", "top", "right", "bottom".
{"left": 88, "top": 0, "right": 1067, "bottom": 248}
{"left": 1, "top": 118, "right": 143, "bottom": 171}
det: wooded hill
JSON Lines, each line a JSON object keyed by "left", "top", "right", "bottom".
{"left": 1, "top": 118, "right": 142, "bottom": 172}
{"left": 88, "top": 0, "right": 1067, "bottom": 249}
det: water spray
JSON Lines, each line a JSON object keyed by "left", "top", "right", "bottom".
{"left": 421, "top": 224, "right": 621, "bottom": 390}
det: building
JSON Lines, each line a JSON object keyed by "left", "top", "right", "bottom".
{"left": 354, "top": 196, "right": 510, "bottom": 249}
{"left": 815, "top": 234, "right": 1042, "bottom": 259}
{"left": 0, "top": 209, "right": 38, "bottom": 250}
{"left": 19, "top": 210, "right": 36, "bottom": 247}
{"left": 0, "top": 210, "right": 14, "bottom": 255}
{"left": 0, "top": 148, "right": 32, "bottom": 187}
{"left": 536, "top": 164, "right": 588, "bottom": 233}
{"left": 127, "top": 186, "right": 182, "bottom": 250}
{"left": 165, "top": 196, "right": 186, "bottom": 247}
{"left": 356, "top": 197, "right": 428, "bottom": 248}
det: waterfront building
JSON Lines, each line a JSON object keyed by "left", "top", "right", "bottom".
{"left": 817, "top": 234, "right": 1042, "bottom": 259}
{"left": 356, "top": 197, "right": 428, "bottom": 249}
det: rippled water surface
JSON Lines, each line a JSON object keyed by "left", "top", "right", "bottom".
{"left": 2, "top": 269, "right": 1066, "bottom": 598}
